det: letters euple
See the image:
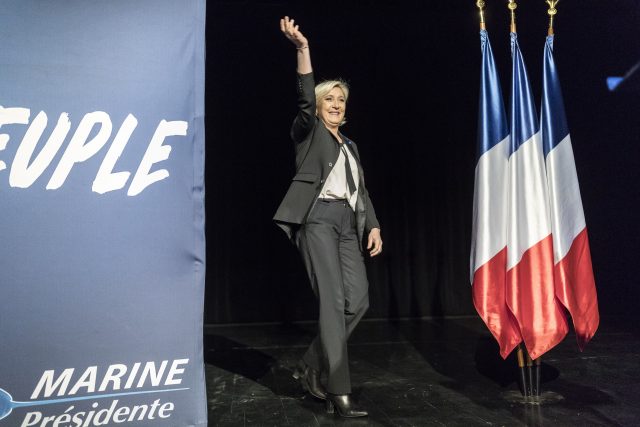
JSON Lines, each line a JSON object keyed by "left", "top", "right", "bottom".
{"left": 0, "top": 106, "right": 188, "bottom": 196}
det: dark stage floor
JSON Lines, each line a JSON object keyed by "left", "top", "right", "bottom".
{"left": 205, "top": 316, "right": 640, "bottom": 426}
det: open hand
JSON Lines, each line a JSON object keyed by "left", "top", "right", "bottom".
{"left": 280, "top": 16, "right": 308, "bottom": 49}
{"left": 367, "top": 228, "right": 383, "bottom": 257}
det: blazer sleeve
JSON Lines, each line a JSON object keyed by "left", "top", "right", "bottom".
{"left": 350, "top": 141, "right": 381, "bottom": 232}
{"left": 290, "top": 72, "right": 317, "bottom": 143}
{"left": 365, "top": 189, "right": 380, "bottom": 231}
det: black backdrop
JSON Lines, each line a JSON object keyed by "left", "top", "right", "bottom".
{"left": 204, "top": 1, "right": 640, "bottom": 324}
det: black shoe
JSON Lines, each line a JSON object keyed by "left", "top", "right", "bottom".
{"left": 292, "top": 361, "right": 326, "bottom": 400}
{"left": 325, "top": 393, "right": 368, "bottom": 418}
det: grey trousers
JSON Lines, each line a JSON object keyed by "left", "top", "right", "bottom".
{"left": 296, "top": 199, "right": 370, "bottom": 394}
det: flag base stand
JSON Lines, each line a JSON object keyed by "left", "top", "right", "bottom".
{"left": 501, "top": 390, "right": 564, "bottom": 405}
{"left": 507, "top": 344, "right": 564, "bottom": 405}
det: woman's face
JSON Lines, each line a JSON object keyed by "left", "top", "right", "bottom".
{"left": 317, "top": 86, "right": 346, "bottom": 130}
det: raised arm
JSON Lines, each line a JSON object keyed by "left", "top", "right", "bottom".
{"left": 280, "top": 17, "right": 315, "bottom": 143}
{"left": 280, "top": 16, "right": 312, "bottom": 74}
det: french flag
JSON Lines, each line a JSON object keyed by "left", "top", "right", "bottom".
{"left": 471, "top": 29, "right": 522, "bottom": 359}
{"left": 506, "top": 32, "right": 569, "bottom": 360}
{"left": 541, "top": 34, "right": 599, "bottom": 350}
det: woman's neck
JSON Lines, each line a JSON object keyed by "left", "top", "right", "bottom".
{"left": 323, "top": 122, "right": 342, "bottom": 143}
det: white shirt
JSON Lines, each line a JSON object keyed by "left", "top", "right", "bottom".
{"left": 318, "top": 143, "right": 359, "bottom": 210}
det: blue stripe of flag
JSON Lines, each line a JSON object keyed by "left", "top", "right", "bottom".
{"left": 541, "top": 35, "right": 570, "bottom": 158}
{"left": 510, "top": 32, "right": 539, "bottom": 155}
{"left": 477, "top": 30, "right": 509, "bottom": 163}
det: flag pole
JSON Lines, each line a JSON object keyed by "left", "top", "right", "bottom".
{"left": 517, "top": 345, "right": 543, "bottom": 401}
{"left": 508, "top": 0, "right": 535, "bottom": 402}
{"left": 530, "top": 0, "right": 563, "bottom": 402}
{"left": 546, "top": 0, "right": 559, "bottom": 36}
{"left": 508, "top": 0, "right": 517, "bottom": 33}
{"left": 507, "top": 0, "right": 536, "bottom": 402}
{"left": 516, "top": 345, "right": 531, "bottom": 399}
{"left": 508, "top": 0, "right": 526, "bottom": 400}
{"left": 476, "top": 0, "right": 487, "bottom": 30}
{"left": 533, "top": 356, "right": 542, "bottom": 397}
{"left": 525, "top": 349, "right": 542, "bottom": 400}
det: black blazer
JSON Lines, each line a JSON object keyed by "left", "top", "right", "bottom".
{"left": 273, "top": 72, "right": 380, "bottom": 249}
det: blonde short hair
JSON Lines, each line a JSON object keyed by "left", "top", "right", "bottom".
{"left": 315, "top": 79, "right": 350, "bottom": 126}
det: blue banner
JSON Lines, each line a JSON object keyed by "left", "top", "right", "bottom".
{"left": 0, "top": 1, "right": 207, "bottom": 426}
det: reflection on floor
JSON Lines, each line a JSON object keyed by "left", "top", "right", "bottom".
{"left": 205, "top": 316, "right": 640, "bottom": 426}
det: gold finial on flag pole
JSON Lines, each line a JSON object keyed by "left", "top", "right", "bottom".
{"left": 476, "top": 0, "right": 487, "bottom": 30}
{"left": 546, "top": 0, "right": 559, "bottom": 36}
{"left": 508, "top": 0, "right": 517, "bottom": 33}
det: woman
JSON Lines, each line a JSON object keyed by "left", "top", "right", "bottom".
{"left": 273, "top": 17, "right": 383, "bottom": 418}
